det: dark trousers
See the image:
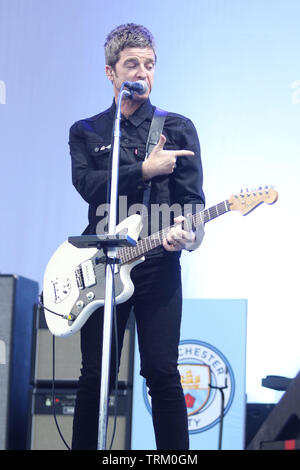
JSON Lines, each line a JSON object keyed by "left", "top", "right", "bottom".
{"left": 71, "top": 256, "right": 189, "bottom": 450}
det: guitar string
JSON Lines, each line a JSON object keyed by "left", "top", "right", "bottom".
{"left": 93, "top": 201, "right": 228, "bottom": 274}
{"left": 46, "top": 192, "right": 275, "bottom": 316}
{"left": 46, "top": 202, "right": 229, "bottom": 308}
{"left": 45, "top": 189, "right": 277, "bottom": 315}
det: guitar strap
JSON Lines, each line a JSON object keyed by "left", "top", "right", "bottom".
{"left": 142, "top": 107, "right": 167, "bottom": 211}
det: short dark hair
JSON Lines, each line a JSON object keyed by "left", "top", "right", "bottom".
{"left": 104, "top": 23, "right": 156, "bottom": 67}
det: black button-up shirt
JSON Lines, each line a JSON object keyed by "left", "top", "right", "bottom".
{"left": 69, "top": 98, "right": 205, "bottom": 258}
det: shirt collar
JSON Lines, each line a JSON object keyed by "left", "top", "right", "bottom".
{"left": 109, "top": 98, "right": 154, "bottom": 127}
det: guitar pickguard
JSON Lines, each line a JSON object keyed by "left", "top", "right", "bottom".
{"left": 68, "top": 249, "right": 126, "bottom": 324}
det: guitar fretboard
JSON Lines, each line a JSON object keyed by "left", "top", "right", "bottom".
{"left": 119, "top": 200, "right": 230, "bottom": 264}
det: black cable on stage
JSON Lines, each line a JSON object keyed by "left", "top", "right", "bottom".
{"left": 52, "top": 335, "right": 71, "bottom": 450}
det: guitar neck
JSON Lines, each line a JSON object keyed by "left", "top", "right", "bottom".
{"left": 193, "top": 200, "right": 230, "bottom": 226}
{"left": 119, "top": 200, "right": 230, "bottom": 264}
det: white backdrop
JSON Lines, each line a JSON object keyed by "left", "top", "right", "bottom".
{"left": 0, "top": 0, "right": 299, "bottom": 403}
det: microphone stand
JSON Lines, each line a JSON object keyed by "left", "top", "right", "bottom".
{"left": 97, "top": 84, "right": 132, "bottom": 450}
{"left": 67, "top": 83, "right": 135, "bottom": 450}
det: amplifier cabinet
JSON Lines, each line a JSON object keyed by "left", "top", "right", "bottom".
{"left": 31, "top": 305, "right": 81, "bottom": 383}
{"left": 0, "top": 274, "right": 39, "bottom": 449}
{"left": 29, "top": 306, "right": 136, "bottom": 449}
{"left": 29, "top": 385, "right": 132, "bottom": 450}
{"left": 31, "top": 305, "right": 136, "bottom": 386}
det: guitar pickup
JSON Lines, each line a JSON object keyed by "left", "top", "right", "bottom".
{"left": 75, "top": 266, "right": 84, "bottom": 289}
{"left": 81, "top": 260, "right": 96, "bottom": 288}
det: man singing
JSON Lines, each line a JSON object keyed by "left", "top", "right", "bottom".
{"left": 70, "top": 23, "right": 205, "bottom": 450}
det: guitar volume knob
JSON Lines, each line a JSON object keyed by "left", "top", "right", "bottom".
{"left": 86, "top": 291, "right": 95, "bottom": 301}
{"left": 76, "top": 300, "right": 84, "bottom": 309}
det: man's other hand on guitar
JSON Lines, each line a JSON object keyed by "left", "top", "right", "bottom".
{"left": 163, "top": 215, "right": 204, "bottom": 252}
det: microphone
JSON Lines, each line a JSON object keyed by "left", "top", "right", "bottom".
{"left": 123, "top": 80, "right": 148, "bottom": 95}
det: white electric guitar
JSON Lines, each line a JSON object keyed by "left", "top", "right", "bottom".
{"left": 43, "top": 187, "right": 278, "bottom": 337}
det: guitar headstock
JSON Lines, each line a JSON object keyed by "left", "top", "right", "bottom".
{"left": 228, "top": 186, "right": 278, "bottom": 215}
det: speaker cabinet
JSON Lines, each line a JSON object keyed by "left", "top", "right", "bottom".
{"left": 31, "top": 304, "right": 81, "bottom": 384}
{"left": 29, "top": 384, "right": 132, "bottom": 450}
{"left": 247, "top": 371, "right": 300, "bottom": 450}
{"left": 32, "top": 304, "right": 135, "bottom": 386}
{"left": 0, "top": 274, "right": 39, "bottom": 450}
{"left": 29, "top": 305, "right": 136, "bottom": 449}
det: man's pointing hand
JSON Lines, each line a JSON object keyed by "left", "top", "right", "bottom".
{"left": 142, "top": 134, "right": 194, "bottom": 181}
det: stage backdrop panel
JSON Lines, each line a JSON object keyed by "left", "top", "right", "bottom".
{"left": 131, "top": 298, "right": 247, "bottom": 450}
